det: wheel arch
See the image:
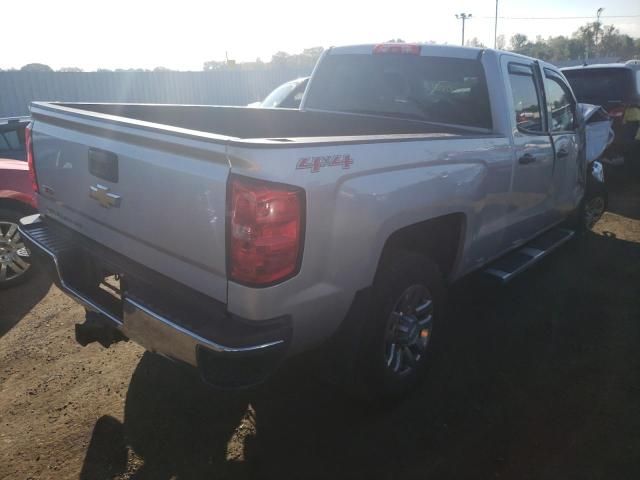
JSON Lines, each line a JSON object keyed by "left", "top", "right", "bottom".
{"left": 0, "top": 197, "right": 37, "bottom": 217}
{"left": 375, "top": 213, "right": 467, "bottom": 284}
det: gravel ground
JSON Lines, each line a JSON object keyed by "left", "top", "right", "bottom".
{"left": 1, "top": 170, "right": 639, "bottom": 480}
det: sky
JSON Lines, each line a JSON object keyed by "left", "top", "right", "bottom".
{"left": 3, "top": 0, "right": 639, "bottom": 71}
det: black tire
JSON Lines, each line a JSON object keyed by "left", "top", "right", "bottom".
{"left": 583, "top": 192, "right": 608, "bottom": 230}
{"left": 568, "top": 170, "right": 608, "bottom": 233}
{"left": 351, "top": 251, "right": 446, "bottom": 404}
{"left": 0, "top": 207, "right": 35, "bottom": 289}
{"left": 566, "top": 198, "right": 590, "bottom": 235}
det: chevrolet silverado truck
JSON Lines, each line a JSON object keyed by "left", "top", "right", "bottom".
{"left": 20, "top": 44, "right": 595, "bottom": 401}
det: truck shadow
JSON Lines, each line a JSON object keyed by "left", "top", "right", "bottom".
{"left": 604, "top": 164, "right": 640, "bottom": 220}
{"left": 80, "top": 227, "right": 640, "bottom": 479}
{"left": 0, "top": 269, "right": 52, "bottom": 338}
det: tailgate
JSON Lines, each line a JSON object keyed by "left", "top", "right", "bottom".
{"left": 30, "top": 105, "right": 230, "bottom": 302}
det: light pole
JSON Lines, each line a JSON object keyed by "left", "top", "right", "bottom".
{"left": 455, "top": 13, "right": 472, "bottom": 46}
{"left": 494, "top": 0, "right": 499, "bottom": 49}
{"left": 595, "top": 7, "right": 604, "bottom": 47}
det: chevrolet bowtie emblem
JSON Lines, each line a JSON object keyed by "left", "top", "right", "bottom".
{"left": 89, "top": 184, "right": 121, "bottom": 208}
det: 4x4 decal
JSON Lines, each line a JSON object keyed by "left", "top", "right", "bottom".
{"left": 296, "top": 154, "right": 354, "bottom": 173}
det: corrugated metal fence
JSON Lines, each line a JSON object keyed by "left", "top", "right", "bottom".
{"left": 0, "top": 67, "right": 312, "bottom": 117}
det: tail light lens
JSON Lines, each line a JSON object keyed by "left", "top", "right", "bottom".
{"left": 228, "top": 175, "right": 304, "bottom": 286}
{"left": 608, "top": 105, "right": 626, "bottom": 119}
{"left": 25, "top": 123, "right": 39, "bottom": 193}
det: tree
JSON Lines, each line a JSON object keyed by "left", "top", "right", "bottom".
{"left": 506, "top": 22, "right": 640, "bottom": 62}
{"left": 466, "top": 37, "right": 485, "bottom": 48}
{"left": 575, "top": 22, "right": 599, "bottom": 51}
{"left": 20, "top": 63, "right": 53, "bottom": 72}
{"left": 598, "top": 25, "right": 636, "bottom": 58}
{"left": 271, "top": 51, "right": 290, "bottom": 65}
{"left": 203, "top": 60, "right": 228, "bottom": 71}
{"left": 203, "top": 46, "right": 323, "bottom": 71}
{"left": 153, "top": 66, "right": 172, "bottom": 72}
{"left": 510, "top": 33, "right": 529, "bottom": 52}
{"left": 59, "top": 67, "right": 83, "bottom": 72}
{"left": 115, "top": 68, "right": 150, "bottom": 72}
{"left": 302, "top": 47, "right": 324, "bottom": 58}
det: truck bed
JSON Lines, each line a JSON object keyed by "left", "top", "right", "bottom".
{"left": 43, "top": 102, "right": 481, "bottom": 142}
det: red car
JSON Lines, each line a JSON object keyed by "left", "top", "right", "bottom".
{"left": 0, "top": 118, "right": 37, "bottom": 288}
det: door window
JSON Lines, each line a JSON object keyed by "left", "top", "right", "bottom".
{"left": 544, "top": 75, "right": 575, "bottom": 132}
{"left": 508, "top": 63, "right": 543, "bottom": 133}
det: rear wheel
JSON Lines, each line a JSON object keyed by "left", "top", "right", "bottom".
{"left": 583, "top": 195, "right": 606, "bottom": 230}
{"left": 353, "top": 251, "right": 445, "bottom": 404}
{"left": 0, "top": 208, "right": 34, "bottom": 289}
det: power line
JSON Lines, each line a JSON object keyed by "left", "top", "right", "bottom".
{"left": 477, "top": 15, "right": 640, "bottom": 20}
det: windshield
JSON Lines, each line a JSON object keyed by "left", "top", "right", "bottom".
{"left": 304, "top": 54, "right": 492, "bottom": 129}
{"left": 0, "top": 124, "right": 27, "bottom": 160}
{"left": 261, "top": 80, "right": 300, "bottom": 108}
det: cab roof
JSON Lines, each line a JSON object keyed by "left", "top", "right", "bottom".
{"left": 328, "top": 43, "right": 487, "bottom": 60}
{"left": 562, "top": 63, "right": 640, "bottom": 72}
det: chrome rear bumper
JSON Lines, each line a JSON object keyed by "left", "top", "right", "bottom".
{"left": 121, "top": 297, "right": 283, "bottom": 366}
{"left": 19, "top": 214, "right": 289, "bottom": 387}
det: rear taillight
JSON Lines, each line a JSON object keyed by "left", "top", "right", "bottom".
{"left": 25, "top": 123, "right": 39, "bottom": 193}
{"left": 227, "top": 175, "right": 304, "bottom": 286}
{"left": 373, "top": 43, "right": 421, "bottom": 55}
{"left": 608, "top": 105, "right": 626, "bottom": 119}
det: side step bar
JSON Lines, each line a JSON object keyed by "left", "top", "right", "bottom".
{"left": 484, "top": 228, "right": 575, "bottom": 283}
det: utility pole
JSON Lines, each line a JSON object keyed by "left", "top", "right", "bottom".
{"left": 494, "top": 0, "right": 499, "bottom": 49}
{"left": 595, "top": 7, "right": 604, "bottom": 47}
{"left": 455, "top": 13, "right": 472, "bottom": 46}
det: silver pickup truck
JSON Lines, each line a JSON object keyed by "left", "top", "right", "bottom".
{"left": 20, "top": 44, "right": 595, "bottom": 401}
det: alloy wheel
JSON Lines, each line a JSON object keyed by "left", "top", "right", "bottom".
{"left": 0, "top": 221, "right": 31, "bottom": 283}
{"left": 384, "top": 284, "right": 434, "bottom": 377}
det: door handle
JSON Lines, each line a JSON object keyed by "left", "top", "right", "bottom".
{"left": 556, "top": 148, "right": 569, "bottom": 159}
{"left": 518, "top": 153, "right": 536, "bottom": 165}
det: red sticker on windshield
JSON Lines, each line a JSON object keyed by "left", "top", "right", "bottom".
{"left": 296, "top": 154, "right": 354, "bottom": 173}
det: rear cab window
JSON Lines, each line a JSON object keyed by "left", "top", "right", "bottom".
{"left": 304, "top": 52, "right": 492, "bottom": 130}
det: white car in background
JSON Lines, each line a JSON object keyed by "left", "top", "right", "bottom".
{"left": 248, "top": 77, "right": 309, "bottom": 108}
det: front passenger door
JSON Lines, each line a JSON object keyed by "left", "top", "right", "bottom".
{"left": 543, "top": 69, "right": 582, "bottom": 219}
{"left": 505, "top": 60, "right": 555, "bottom": 246}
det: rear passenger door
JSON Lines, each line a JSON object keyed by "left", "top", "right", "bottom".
{"left": 503, "top": 59, "right": 555, "bottom": 245}
{"left": 542, "top": 69, "right": 582, "bottom": 217}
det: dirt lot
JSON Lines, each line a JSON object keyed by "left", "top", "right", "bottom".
{"left": 1, "top": 170, "right": 640, "bottom": 480}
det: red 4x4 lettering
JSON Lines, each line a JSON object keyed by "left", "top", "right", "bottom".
{"left": 296, "top": 154, "right": 354, "bottom": 173}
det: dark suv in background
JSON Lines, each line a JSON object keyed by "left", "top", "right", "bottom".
{"left": 562, "top": 62, "right": 640, "bottom": 167}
